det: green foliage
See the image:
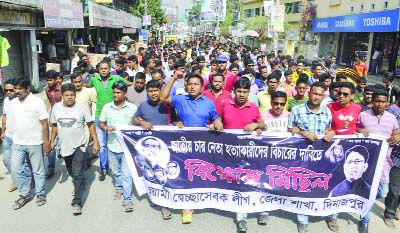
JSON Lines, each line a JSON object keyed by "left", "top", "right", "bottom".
{"left": 241, "top": 16, "right": 269, "bottom": 39}
{"left": 219, "top": 11, "right": 233, "bottom": 34}
{"left": 129, "top": 0, "right": 167, "bottom": 25}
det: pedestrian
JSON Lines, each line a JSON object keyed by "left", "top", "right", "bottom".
{"left": 160, "top": 72, "right": 222, "bottom": 224}
{"left": 50, "top": 83, "right": 100, "bottom": 215}
{"left": 99, "top": 81, "right": 137, "bottom": 212}
{"left": 87, "top": 61, "right": 129, "bottom": 181}
{"left": 288, "top": 81, "right": 335, "bottom": 233}
{"left": 10, "top": 78, "right": 51, "bottom": 210}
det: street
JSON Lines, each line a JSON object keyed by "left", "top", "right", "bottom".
{"left": 0, "top": 151, "right": 398, "bottom": 233}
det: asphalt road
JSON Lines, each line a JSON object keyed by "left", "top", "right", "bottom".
{"left": 0, "top": 153, "right": 399, "bottom": 233}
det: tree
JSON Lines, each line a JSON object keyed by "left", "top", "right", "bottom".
{"left": 129, "top": 0, "right": 167, "bottom": 25}
{"left": 241, "top": 16, "right": 269, "bottom": 40}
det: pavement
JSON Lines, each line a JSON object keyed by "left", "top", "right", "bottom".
{"left": 0, "top": 74, "right": 398, "bottom": 233}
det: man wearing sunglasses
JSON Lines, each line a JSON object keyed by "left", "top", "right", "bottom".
{"left": 327, "top": 82, "right": 361, "bottom": 135}
{"left": 262, "top": 91, "right": 289, "bottom": 132}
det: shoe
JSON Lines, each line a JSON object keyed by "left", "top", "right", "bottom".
{"left": 124, "top": 202, "right": 133, "bottom": 212}
{"left": 383, "top": 217, "right": 396, "bottom": 229}
{"left": 12, "top": 195, "right": 30, "bottom": 210}
{"left": 326, "top": 218, "right": 339, "bottom": 232}
{"left": 257, "top": 214, "right": 269, "bottom": 225}
{"left": 161, "top": 207, "right": 172, "bottom": 220}
{"left": 395, "top": 209, "right": 400, "bottom": 220}
{"left": 113, "top": 191, "right": 123, "bottom": 200}
{"left": 72, "top": 204, "right": 82, "bottom": 215}
{"left": 45, "top": 168, "right": 55, "bottom": 179}
{"left": 99, "top": 172, "right": 106, "bottom": 181}
{"left": 297, "top": 223, "right": 309, "bottom": 233}
{"left": 358, "top": 221, "right": 368, "bottom": 233}
{"left": 182, "top": 210, "right": 193, "bottom": 224}
{"left": 36, "top": 195, "right": 47, "bottom": 206}
{"left": 237, "top": 220, "right": 247, "bottom": 232}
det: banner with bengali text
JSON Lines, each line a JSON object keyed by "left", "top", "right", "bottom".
{"left": 116, "top": 127, "right": 388, "bottom": 216}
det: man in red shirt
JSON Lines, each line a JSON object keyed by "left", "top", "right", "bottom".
{"left": 203, "top": 72, "right": 232, "bottom": 116}
{"left": 354, "top": 56, "right": 368, "bottom": 79}
{"left": 220, "top": 77, "right": 265, "bottom": 233}
{"left": 327, "top": 82, "right": 361, "bottom": 135}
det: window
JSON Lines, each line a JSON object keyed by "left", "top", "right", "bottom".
{"left": 350, "top": 5, "right": 354, "bottom": 12}
{"left": 244, "top": 9, "right": 253, "bottom": 18}
{"left": 262, "top": 7, "right": 265, "bottom": 16}
{"left": 255, "top": 8, "right": 260, "bottom": 16}
{"left": 293, "top": 1, "right": 301, "bottom": 13}
{"left": 384, "top": 0, "right": 388, "bottom": 9}
{"left": 360, "top": 4, "right": 364, "bottom": 11}
{"left": 371, "top": 3, "right": 375, "bottom": 10}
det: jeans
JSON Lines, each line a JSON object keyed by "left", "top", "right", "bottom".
{"left": 297, "top": 214, "right": 338, "bottom": 224}
{"left": 108, "top": 150, "right": 132, "bottom": 205}
{"left": 47, "top": 137, "right": 60, "bottom": 169}
{"left": 384, "top": 166, "right": 400, "bottom": 219}
{"left": 95, "top": 118, "right": 108, "bottom": 173}
{"left": 2, "top": 136, "right": 13, "bottom": 173}
{"left": 236, "top": 212, "right": 269, "bottom": 223}
{"left": 11, "top": 144, "right": 45, "bottom": 197}
{"left": 64, "top": 148, "right": 87, "bottom": 206}
{"left": 361, "top": 182, "right": 388, "bottom": 224}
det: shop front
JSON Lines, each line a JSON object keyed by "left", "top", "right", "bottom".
{"left": 313, "top": 9, "right": 400, "bottom": 73}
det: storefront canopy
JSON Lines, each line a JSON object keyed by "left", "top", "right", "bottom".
{"left": 244, "top": 30, "right": 259, "bottom": 37}
{"left": 313, "top": 9, "right": 400, "bottom": 33}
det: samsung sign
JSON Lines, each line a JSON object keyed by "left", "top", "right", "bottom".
{"left": 312, "top": 9, "right": 400, "bottom": 32}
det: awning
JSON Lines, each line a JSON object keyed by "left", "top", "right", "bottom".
{"left": 244, "top": 30, "right": 259, "bottom": 37}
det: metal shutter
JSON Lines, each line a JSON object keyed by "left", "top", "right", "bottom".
{"left": 1, "top": 31, "right": 24, "bottom": 81}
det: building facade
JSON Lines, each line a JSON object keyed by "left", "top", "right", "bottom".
{"left": 313, "top": 0, "right": 400, "bottom": 74}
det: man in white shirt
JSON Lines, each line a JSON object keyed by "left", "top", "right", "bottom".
{"left": 10, "top": 79, "right": 51, "bottom": 210}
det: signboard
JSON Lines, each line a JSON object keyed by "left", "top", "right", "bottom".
{"left": 200, "top": 0, "right": 227, "bottom": 21}
{"left": 313, "top": 9, "right": 400, "bottom": 32}
{"left": 43, "top": 0, "right": 84, "bottom": 28}
{"left": 143, "top": 15, "right": 152, "bottom": 26}
{"left": 0, "top": 9, "right": 37, "bottom": 27}
{"left": 164, "top": 5, "right": 178, "bottom": 22}
{"left": 271, "top": 5, "right": 285, "bottom": 32}
{"left": 1, "top": 0, "right": 42, "bottom": 8}
{"left": 88, "top": 1, "right": 141, "bottom": 28}
{"left": 95, "top": 0, "right": 112, "bottom": 3}
{"left": 117, "top": 128, "right": 388, "bottom": 216}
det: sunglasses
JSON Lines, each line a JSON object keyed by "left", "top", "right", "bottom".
{"left": 273, "top": 102, "right": 286, "bottom": 106}
{"left": 338, "top": 91, "right": 350, "bottom": 97}
{"left": 247, "top": 64, "right": 254, "bottom": 67}
{"left": 5, "top": 89, "right": 14, "bottom": 92}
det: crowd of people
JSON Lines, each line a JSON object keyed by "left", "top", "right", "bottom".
{"left": 1, "top": 35, "right": 400, "bottom": 233}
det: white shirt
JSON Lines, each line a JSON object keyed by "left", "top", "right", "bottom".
{"left": 9, "top": 93, "right": 48, "bottom": 145}
{"left": 3, "top": 97, "right": 15, "bottom": 138}
{"left": 127, "top": 66, "right": 144, "bottom": 77}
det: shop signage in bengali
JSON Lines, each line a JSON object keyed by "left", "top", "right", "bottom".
{"left": 313, "top": 9, "right": 400, "bottom": 32}
{"left": 116, "top": 127, "right": 388, "bottom": 216}
{"left": 88, "top": 1, "right": 141, "bottom": 28}
{"left": 0, "top": 9, "right": 37, "bottom": 26}
{"left": 43, "top": 0, "right": 84, "bottom": 28}
{"left": 1, "top": 0, "right": 42, "bottom": 8}
{"left": 200, "top": 0, "right": 227, "bottom": 21}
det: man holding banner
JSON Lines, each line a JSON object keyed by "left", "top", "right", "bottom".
{"left": 99, "top": 81, "right": 137, "bottom": 212}
{"left": 288, "top": 81, "right": 335, "bottom": 233}
{"left": 160, "top": 71, "right": 223, "bottom": 224}
{"left": 220, "top": 77, "right": 265, "bottom": 232}
{"left": 357, "top": 89, "right": 400, "bottom": 232}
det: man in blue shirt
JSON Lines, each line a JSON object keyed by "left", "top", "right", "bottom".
{"left": 160, "top": 71, "right": 222, "bottom": 224}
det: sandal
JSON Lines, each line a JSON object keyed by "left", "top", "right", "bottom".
{"left": 124, "top": 202, "right": 133, "bottom": 212}
{"left": 13, "top": 196, "right": 30, "bottom": 210}
{"left": 395, "top": 209, "right": 400, "bottom": 220}
{"left": 72, "top": 204, "right": 82, "bottom": 215}
{"left": 113, "top": 192, "right": 122, "bottom": 200}
{"left": 161, "top": 207, "right": 172, "bottom": 220}
{"left": 297, "top": 223, "right": 309, "bottom": 233}
{"left": 326, "top": 218, "right": 339, "bottom": 232}
{"left": 182, "top": 209, "right": 193, "bottom": 224}
{"left": 8, "top": 185, "right": 17, "bottom": 192}
{"left": 36, "top": 195, "right": 47, "bottom": 206}
{"left": 383, "top": 217, "right": 396, "bottom": 229}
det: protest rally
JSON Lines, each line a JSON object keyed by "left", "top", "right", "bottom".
{"left": 1, "top": 0, "right": 400, "bottom": 233}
